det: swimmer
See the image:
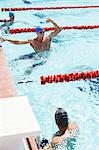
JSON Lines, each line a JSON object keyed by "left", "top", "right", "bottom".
{"left": 39, "top": 108, "right": 78, "bottom": 150}
{"left": 0, "top": 12, "right": 15, "bottom": 28}
{"left": 0, "top": 18, "right": 62, "bottom": 53}
{"left": 0, "top": 11, "right": 30, "bottom": 34}
{"left": 0, "top": 12, "right": 15, "bottom": 34}
{"left": 51, "top": 108, "right": 78, "bottom": 149}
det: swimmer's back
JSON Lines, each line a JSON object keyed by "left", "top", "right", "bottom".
{"left": 52, "top": 122, "right": 78, "bottom": 149}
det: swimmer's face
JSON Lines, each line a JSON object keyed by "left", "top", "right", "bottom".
{"left": 9, "top": 15, "right": 14, "bottom": 20}
{"left": 37, "top": 30, "right": 45, "bottom": 37}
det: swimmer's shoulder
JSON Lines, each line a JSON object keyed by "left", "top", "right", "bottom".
{"left": 28, "top": 38, "right": 38, "bottom": 43}
{"left": 68, "top": 122, "right": 79, "bottom": 131}
{"left": 28, "top": 39, "right": 33, "bottom": 43}
{"left": 52, "top": 131, "right": 64, "bottom": 146}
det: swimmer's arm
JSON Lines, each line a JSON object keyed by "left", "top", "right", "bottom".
{"left": 0, "top": 19, "right": 4, "bottom": 22}
{"left": 0, "top": 37, "right": 29, "bottom": 45}
{"left": 0, "top": 18, "right": 12, "bottom": 23}
{"left": 46, "top": 18, "right": 62, "bottom": 40}
{"left": 0, "top": 19, "right": 7, "bottom": 22}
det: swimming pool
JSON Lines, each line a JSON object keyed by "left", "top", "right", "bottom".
{"left": 0, "top": 0, "right": 99, "bottom": 149}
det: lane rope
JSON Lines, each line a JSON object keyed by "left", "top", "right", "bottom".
{"left": 40, "top": 70, "right": 99, "bottom": 85}
{"left": 1, "top": 5, "right": 99, "bottom": 11}
{"left": 9, "top": 25, "right": 99, "bottom": 34}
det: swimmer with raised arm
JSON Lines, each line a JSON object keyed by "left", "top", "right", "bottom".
{"left": 0, "top": 18, "right": 62, "bottom": 52}
{"left": 0, "top": 12, "right": 15, "bottom": 33}
{"left": 0, "top": 12, "right": 30, "bottom": 34}
{"left": 0, "top": 12, "right": 15, "bottom": 28}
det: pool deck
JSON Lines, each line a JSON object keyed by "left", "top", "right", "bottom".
{"left": 0, "top": 46, "right": 39, "bottom": 150}
{"left": 0, "top": 46, "right": 17, "bottom": 98}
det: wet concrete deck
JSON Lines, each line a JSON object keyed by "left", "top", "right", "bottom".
{"left": 0, "top": 46, "right": 17, "bottom": 98}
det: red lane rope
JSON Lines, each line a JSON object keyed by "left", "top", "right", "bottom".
{"left": 40, "top": 70, "right": 99, "bottom": 85}
{"left": 9, "top": 25, "right": 99, "bottom": 34}
{"left": 1, "top": 5, "right": 99, "bottom": 11}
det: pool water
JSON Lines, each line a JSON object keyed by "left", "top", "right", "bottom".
{"left": 0, "top": 0, "right": 99, "bottom": 149}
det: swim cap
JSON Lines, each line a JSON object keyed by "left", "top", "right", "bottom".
{"left": 55, "top": 108, "right": 68, "bottom": 128}
{"left": 35, "top": 26, "right": 43, "bottom": 33}
{"left": 9, "top": 12, "right": 14, "bottom": 17}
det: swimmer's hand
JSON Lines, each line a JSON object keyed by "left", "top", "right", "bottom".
{"left": 0, "top": 19, "right": 6, "bottom": 23}
{"left": 0, "top": 37, "right": 6, "bottom": 42}
{"left": 46, "top": 18, "right": 52, "bottom": 23}
{"left": 42, "top": 143, "right": 52, "bottom": 150}
{"left": 46, "top": 18, "right": 63, "bottom": 31}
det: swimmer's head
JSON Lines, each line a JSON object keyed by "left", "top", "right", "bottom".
{"left": 9, "top": 12, "right": 14, "bottom": 18}
{"left": 55, "top": 108, "right": 68, "bottom": 128}
{"left": 35, "top": 26, "right": 44, "bottom": 35}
